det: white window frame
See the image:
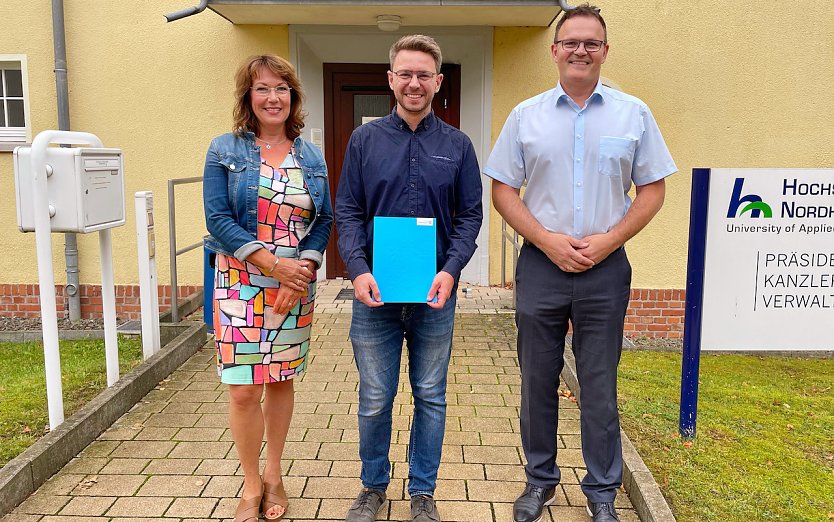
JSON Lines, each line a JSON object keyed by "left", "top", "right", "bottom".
{"left": 0, "top": 55, "right": 32, "bottom": 152}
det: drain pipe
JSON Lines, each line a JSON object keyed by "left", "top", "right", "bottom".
{"left": 52, "top": 0, "right": 81, "bottom": 322}
{"left": 164, "top": 0, "right": 209, "bottom": 22}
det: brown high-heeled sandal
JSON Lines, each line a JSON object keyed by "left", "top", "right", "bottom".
{"left": 234, "top": 486, "right": 262, "bottom": 522}
{"left": 261, "top": 480, "right": 288, "bottom": 520}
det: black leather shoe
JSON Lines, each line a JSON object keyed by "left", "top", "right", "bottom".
{"left": 586, "top": 500, "right": 620, "bottom": 522}
{"left": 512, "top": 483, "right": 556, "bottom": 522}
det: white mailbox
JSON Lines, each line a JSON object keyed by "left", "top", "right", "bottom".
{"left": 13, "top": 146, "right": 125, "bottom": 233}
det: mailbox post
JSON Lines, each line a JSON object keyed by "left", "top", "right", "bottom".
{"left": 13, "top": 130, "right": 125, "bottom": 429}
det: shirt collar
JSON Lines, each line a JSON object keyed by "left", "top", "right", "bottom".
{"left": 390, "top": 107, "right": 436, "bottom": 132}
{"left": 555, "top": 80, "right": 606, "bottom": 109}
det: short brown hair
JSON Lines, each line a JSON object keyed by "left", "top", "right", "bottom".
{"left": 389, "top": 34, "right": 442, "bottom": 73}
{"left": 233, "top": 55, "right": 306, "bottom": 140}
{"left": 553, "top": 4, "right": 607, "bottom": 44}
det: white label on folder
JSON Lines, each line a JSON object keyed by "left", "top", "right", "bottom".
{"left": 416, "top": 218, "right": 434, "bottom": 226}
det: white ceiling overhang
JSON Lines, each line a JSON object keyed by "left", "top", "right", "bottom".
{"left": 207, "top": 1, "right": 563, "bottom": 27}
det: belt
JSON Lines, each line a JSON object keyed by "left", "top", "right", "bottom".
{"left": 522, "top": 239, "right": 624, "bottom": 255}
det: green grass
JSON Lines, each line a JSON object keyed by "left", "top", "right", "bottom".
{"left": 0, "top": 337, "right": 144, "bottom": 467}
{"left": 618, "top": 351, "right": 834, "bottom": 521}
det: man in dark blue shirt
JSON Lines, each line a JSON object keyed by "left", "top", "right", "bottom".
{"left": 336, "top": 34, "right": 482, "bottom": 522}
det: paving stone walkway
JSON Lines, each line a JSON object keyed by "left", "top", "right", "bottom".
{"left": 3, "top": 282, "right": 639, "bottom": 522}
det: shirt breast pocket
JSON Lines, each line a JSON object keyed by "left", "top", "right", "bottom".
{"left": 429, "top": 155, "right": 456, "bottom": 171}
{"left": 427, "top": 157, "right": 456, "bottom": 194}
{"left": 598, "top": 136, "right": 637, "bottom": 178}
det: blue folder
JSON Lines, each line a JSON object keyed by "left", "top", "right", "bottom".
{"left": 372, "top": 216, "right": 437, "bottom": 303}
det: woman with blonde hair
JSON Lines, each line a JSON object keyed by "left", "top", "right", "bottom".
{"left": 203, "top": 54, "right": 332, "bottom": 521}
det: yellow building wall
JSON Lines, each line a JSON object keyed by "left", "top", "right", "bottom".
{"left": 491, "top": 1, "right": 834, "bottom": 288}
{"left": 0, "top": 1, "right": 288, "bottom": 285}
{"left": 3, "top": 1, "right": 833, "bottom": 291}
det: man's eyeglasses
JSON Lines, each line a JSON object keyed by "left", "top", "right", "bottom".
{"left": 251, "top": 85, "right": 292, "bottom": 97}
{"left": 556, "top": 39, "right": 606, "bottom": 52}
{"left": 391, "top": 70, "right": 437, "bottom": 82}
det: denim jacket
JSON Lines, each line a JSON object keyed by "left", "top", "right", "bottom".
{"left": 203, "top": 131, "right": 333, "bottom": 267}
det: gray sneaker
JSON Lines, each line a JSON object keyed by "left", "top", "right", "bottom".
{"left": 410, "top": 495, "right": 440, "bottom": 522}
{"left": 345, "top": 488, "right": 386, "bottom": 522}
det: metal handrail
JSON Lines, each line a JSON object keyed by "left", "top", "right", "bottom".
{"left": 500, "top": 219, "right": 522, "bottom": 309}
{"left": 168, "top": 176, "right": 204, "bottom": 322}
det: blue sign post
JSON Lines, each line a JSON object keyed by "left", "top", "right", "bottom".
{"left": 680, "top": 167, "right": 834, "bottom": 436}
{"left": 680, "top": 168, "right": 710, "bottom": 438}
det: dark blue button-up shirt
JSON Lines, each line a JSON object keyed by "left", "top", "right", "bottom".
{"left": 335, "top": 109, "right": 483, "bottom": 281}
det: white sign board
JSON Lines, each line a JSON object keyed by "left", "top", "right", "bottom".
{"left": 701, "top": 168, "right": 834, "bottom": 350}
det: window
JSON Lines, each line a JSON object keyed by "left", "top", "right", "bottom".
{"left": 0, "top": 56, "right": 30, "bottom": 151}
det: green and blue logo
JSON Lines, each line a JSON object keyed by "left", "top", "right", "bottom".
{"left": 727, "top": 178, "right": 772, "bottom": 218}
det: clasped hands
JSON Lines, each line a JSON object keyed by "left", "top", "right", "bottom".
{"left": 268, "top": 258, "right": 316, "bottom": 315}
{"left": 539, "top": 231, "right": 620, "bottom": 273}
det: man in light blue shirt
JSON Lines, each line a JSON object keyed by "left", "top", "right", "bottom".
{"left": 484, "top": 5, "right": 676, "bottom": 522}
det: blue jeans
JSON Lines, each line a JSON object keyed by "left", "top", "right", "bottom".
{"left": 350, "top": 296, "right": 456, "bottom": 497}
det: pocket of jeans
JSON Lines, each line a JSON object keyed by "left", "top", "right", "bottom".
{"left": 219, "top": 154, "right": 246, "bottom": 173}
{"left": 219, "top": 154, "right": 246, "bottom": 213}
{"left": 310, "top": 171, "right": 327, "bottom": 198}
{"left": 598, "top": 136, "right": 636, "bottom": 178}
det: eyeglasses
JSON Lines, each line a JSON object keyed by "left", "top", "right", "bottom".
{"left": 251, "top": 85, "right": 292, "bottom": 97}
{"left": 391, "top": 70, "right": 437, "bottom": 82}
{"left": 556, "top": 39, "right": 606, "bottom": 52}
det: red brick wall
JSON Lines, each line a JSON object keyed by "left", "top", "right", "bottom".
{"left": 1, "top": 284, "right": 688, "bottom": 338}
{"left": 0, "top": 284, "right": 201, "bottom": 321}
{"left": 625, "top": 289, "right": 686, "bottom": 339}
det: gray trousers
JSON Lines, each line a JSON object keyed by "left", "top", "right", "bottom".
{"left": 515, "top": 243, "right": 631, "bottom": 503}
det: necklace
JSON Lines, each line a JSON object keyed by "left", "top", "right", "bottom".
{"left": 256, "top": 136, "right": 289, "bottom": 150}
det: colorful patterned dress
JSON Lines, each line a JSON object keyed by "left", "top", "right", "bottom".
{"left": 213, "top": 149, "right": 316, "bottom": 384}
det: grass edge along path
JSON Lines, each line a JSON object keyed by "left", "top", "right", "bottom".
{"left": 0, "top": 336, "right": 143, "bottom": 467}
{"left": 618, "top": 350, "right": 834, "bottom": 522}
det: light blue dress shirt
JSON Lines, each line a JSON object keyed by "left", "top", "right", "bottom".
{"left": 484, "top": 81, "right": 677, "bottom": 238}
